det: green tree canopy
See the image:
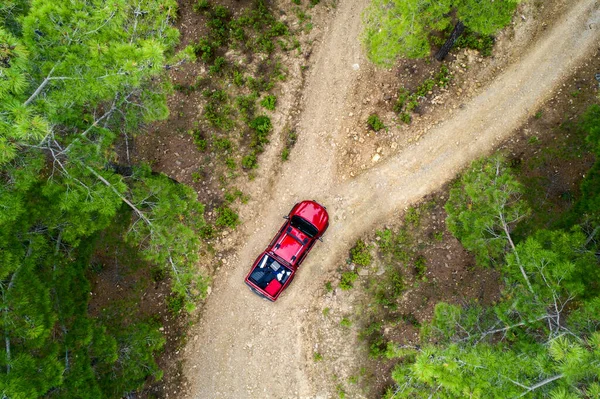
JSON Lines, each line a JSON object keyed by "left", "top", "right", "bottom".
{"left": 0, "top": 0, "right": 204, "bottom": 396}
{"left": 362, "top": 0, "right": 520, "bottom": 65}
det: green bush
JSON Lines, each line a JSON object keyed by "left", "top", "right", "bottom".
{"left": 350, "top": 239, "right": 372, "bottom": 266}
{"left": 281, "top": 147, "right": 290, "bottom": 161}
{"left": 340, "top": 271, "right": 358, "bottom": 290}
{"left": 414, "top": 255, "right": 427, "bottom": 280}
{"left": 193, "top": 0, "right": 210, "bottom": 12}
{"left": 215, "top": 206, "right": 240, "bottom": 228}
{"left": 249, "top": 115, "right": 272, "bottom": 150}
{"left": 233, "top": 70, "right": 245, "bottom": 86}
{"left": 236, "top": 94, "right": 257, "bottom": 121}
{"left": 370, "top": 268, "right": 405, "bottom": 310}
{"left": 225, "top": 158, "right": 236, "bottom": 170}
{"left": 166, "top": 294, "right": 185, "bottom": 314}
{"left": 455, "top": 29, "right": 495, "bottom": 57}
{"left": 188, "top": 129, "right": 208, "bottom": 151}
{"left": 242, "top": 153, "right": 258, "bottom": 169}
{"left": 261, "top": 94, "right": 277, "bottom": 110}
{"left": 194, "top": 37, "right": 216, "bottom": 62}
{"left": 212, "top": 137, "right": 232, "bottom": 152}
{"left": 340, "top": 317, "right": 352, "bottom": 328}
{"left": 199, "top": 224, "right": 215, "bottom": 239}
{"left": 367, "top": 114, "right": 385, "bottom": 131}
{"left": 209, "top": 56, "right": 227, "bottom": 75}
{"left": 404, "top": 206, "right": 422, "bottom": 227}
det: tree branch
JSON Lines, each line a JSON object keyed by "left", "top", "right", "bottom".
{"left": 84, "top": 165, "right": 152, "bottom": 226}
{"left": 500, "top": 214, "right": 535, "bottom": 294}
{"left": 24, "top": 66, "right": 56, "bottom": 106}
{"left": 515, "top": 374, "right": 564, "bottom": 398}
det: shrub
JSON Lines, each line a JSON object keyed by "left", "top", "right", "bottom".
{"left": 233, "top": 70, "right": 245, "bottom": 86}
{"left": 399, "top": 112, "right": 411, "bottom": 124}
{"left": 213, "top": 137, "right": 232, "bottom": 152}
{"left": 225, "top": 158, "right": 236, "bottom": 170}
{"left": 193, "top": 0, "right": 210, "bottom": 12}
{"left": 404, "top": 206, "right": 421, "bottom": 227}
{"left": 188, "top": 129, "right": 207, "bottom": 151}
{"left": 167, "top": 294, "right": 185, "bottom": 314}
{"left": 359, "top": 322, "right": 387, "bottom": 358}
{"left": 367, "top": 114, "right": 385, "bottom": 131}
{"left": 215, "top": 206, "right": 240, "bottom": 228}
{"left": 151, "top": 267, "right": 165, "bottom": 282}
{"left": 350, "top": 239, "right": 372, "bottom": 266}
{"left": 455, "top": 28, "right": 495, "bottom": 57}
{"left": 394, "top": 88, "right": 410, "bottom": 113}
{"left": 313, "top": 352, "right": 323, "bottom": 362}
{"left": 199, "top": 224, "right": 215, "bottom": 239}
{"left": 249, "top": 115, "right": 272, "bottom": 150}
{"left": 260, "top": 94, "right": 277, "bottom": 110}
{"left": 340, "top": 271, "right": 358, "bottom": 290}
{"left": 370, "top": 268, "right": 404, "bottom": 310}
{"left": 242, "top": 153, "right": 258, "bottom": 169}
{"left": 281, "top": 147, "right": 290, "bottom": 161}
{"left": 236, "top": 94, "right": 257, "bottom": 121}
{"left": 203, "top": 103, "right": 233, "bottom": 130}
{"left": 194, "top": 37, "right": 217, "bottom": 63}
{"left": 209, "top": 56, "right": 227, "bottom": 75}
{"left": 340, "top": 317, "right": 352, "bottom": 328}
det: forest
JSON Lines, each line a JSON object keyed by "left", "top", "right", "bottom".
{"left": 382, "top": 107, "right": 600, "bottom": 397}
{"left": 0, "top": 0, "right": 206, "bottom": 396}
{"left": 1, "top": 0, "right": 599, "bottom": 397}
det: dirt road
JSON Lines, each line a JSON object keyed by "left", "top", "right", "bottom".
{"left": 182, "top": 0, "right": 600, "bottom": 397}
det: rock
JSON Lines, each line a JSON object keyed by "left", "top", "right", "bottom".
{"left": 358, "top": 269, "right": 369, "bottom": 276}
{"left": 371, "top": 153, "right": 381, "bottom": 163}
{"left": 391, "top": 142, "right": 398, "bottom": 150}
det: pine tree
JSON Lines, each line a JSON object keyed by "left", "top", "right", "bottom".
{"left": 362, "top": 0, "right": 520, "bottom": 65}
{"left": 445, "top": 155, "right": 530, "bottom": 268}
{"left": 0, "top": 0, "right": 200, "bottom": 396}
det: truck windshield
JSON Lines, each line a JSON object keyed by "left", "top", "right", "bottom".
{"left": 290, "top": 215, "right": 318, "bottom": 238}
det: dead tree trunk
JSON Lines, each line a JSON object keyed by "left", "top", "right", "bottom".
{"left": 435, "top": 20, "right": 465, "bottom": 61}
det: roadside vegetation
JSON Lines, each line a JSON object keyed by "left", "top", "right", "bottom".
{"left": 324, "top": 95, "right": 600, "bottom": 396}
{"left": 0, "top": 0, "right": 206, "bottom": 396}
{"left": 170, "top": 0, "right": 320, "bottom": 237}
{"left": 379, "top": 106, "right": 600, "bottom": 397}
{"left": 178, "top": 0, "right": 302, "bottom": 174}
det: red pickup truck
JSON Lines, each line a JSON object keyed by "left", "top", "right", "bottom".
{"left": 244, "top": 200, "right": 329, "bottom": 301}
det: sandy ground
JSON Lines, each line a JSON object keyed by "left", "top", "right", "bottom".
{"left": 180, "top": 0, "right": 600, "bottom": 398}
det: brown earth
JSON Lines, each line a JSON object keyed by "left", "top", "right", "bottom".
{"left": 142, "top": 0, "right": 600, "bottom": 397}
